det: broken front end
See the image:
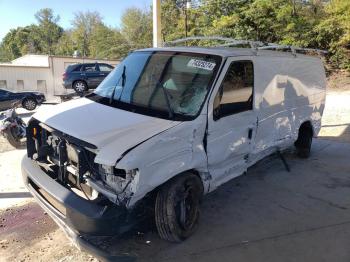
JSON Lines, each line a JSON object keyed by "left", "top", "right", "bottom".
{"left": 22, "top": 119, "right": 147, "bottom": 237}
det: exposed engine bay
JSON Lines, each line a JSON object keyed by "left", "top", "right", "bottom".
{"left": 26, "top": 119, "right": 138, "bottom": 206}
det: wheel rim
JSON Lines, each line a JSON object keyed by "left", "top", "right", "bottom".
{"left": 75, "top": 82, "right": 86, "bottom": 92}
{"left": 24, "top": 100, "right": 36, "bottom": 110}
{"left": 175, "top": 182, "right": 199, "bottom": 231}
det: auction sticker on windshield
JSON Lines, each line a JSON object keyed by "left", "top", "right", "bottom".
{"left": 187, "top": 59, "right": 216, "bottom": 71}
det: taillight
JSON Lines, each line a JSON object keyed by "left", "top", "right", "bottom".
{"left": 62, "top": 72, "right": 67, "bottom": 80}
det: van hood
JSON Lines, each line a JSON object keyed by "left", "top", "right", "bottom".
{"left": 33, "top": 98, "right": 180, "bottom": 163}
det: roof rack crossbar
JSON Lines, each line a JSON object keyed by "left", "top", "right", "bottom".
{"left": 164, "top": 36, "right": 328, "bottom": 55}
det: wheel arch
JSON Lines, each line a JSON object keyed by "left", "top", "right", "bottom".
{"left": 131, "top": 168, "right": 206, "bottom": 210}
{"left": 147, "top": 169, "right": 205, "bottom": 197}
{"left": 21, "top": 95, "right": 36, "bottom": 106}
{"left": 297, "top": 120, "right": 314, "bottom": 139}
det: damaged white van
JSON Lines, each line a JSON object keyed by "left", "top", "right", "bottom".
{"left": 22, "top": 39, "right": 326, "bottom": 251}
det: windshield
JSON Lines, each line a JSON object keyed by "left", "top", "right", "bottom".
{"left": 91, "top": 51, "right": 222, "bottom": 120}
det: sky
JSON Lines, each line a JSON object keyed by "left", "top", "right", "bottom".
{"left": 0, "top": 0, "right": 152, "bottom": 41}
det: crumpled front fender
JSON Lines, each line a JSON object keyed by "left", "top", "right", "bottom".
{"left": 116, "top": 115, "right": 210, "bottom": 207}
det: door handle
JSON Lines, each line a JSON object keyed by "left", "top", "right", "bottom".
{"left": 99, "top": 73, "right": 105, "bottom": 76}
{"left": 248, "top": 128, "right": 253, "bottom": 140}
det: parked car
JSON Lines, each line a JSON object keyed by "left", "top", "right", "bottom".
{"left": 0, "top": 89, "right": 45, "bottom": 111}
{"left": 62, "top": 62, "right": 114, "bottom": 93}
{"left": 22, "top": 40, "right": 326, "bottom": 258}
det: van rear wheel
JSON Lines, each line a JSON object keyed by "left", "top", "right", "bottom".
{"left": 155, "top": 173, "right": 203, "bottom": 242}
{"left": 295, "top": 123, "right": 313, "bottom": 158}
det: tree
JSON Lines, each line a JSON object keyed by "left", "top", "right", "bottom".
{"left": 55, "top": 31, "right": 76, "bottom": 56}
{"left": 90, "top": 25, "right": 130, "bottom": 59}
{"left": 0, "top": 1, "right": 349, "bottom": 71}
{"left": 34, "top": 8, "right": 63, "bottom": 54}
{"left": 121, "top": 7, "right": 152, "bottom": 49}
{"left": 315, "top": 0, "right": 350, "bottom": 70}
{"left": 161, "top": 0, "right": 182, "bottom": 42}
{"left": 0, "top": 25, "right": 43, "bottom": 61}
{"left": 71, "top": 11, "right": 103, "bottom": 57}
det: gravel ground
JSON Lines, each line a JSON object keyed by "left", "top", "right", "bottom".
{"left": 1, "top": 88, "right": 350, "bottom": 262}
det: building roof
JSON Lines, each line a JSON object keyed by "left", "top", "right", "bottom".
{"left": 11, "top": 54, "right": 49, "bottom": 67}
{"left": 0, "top": 54, "right": 120, "bottom": 68}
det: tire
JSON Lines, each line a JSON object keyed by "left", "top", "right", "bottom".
{"left": 73, "top": 80, "right": 88, "bottom": 94}
{"left": 22, "top": 98, "right": 37, "bottom": 111}
{"left": 3, "top": 128, "right": 26, "bottom": 149}
{"left": 155, "top": 173, "right": 203, "bottom": 242}
{"left": 295, "top": 126, "right": 313, "bottom": 158}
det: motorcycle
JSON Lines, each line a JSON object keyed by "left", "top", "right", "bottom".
{"left": 0, "top": 109, "right": 27, "bottom": 149}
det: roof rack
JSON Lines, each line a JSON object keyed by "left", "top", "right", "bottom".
{"left": 165, "top": 36, "right": 264, "bottom": 49}
{"left": 258, "top": 44, "right": 328, "bottom": 55}
{"left": 164, "top": 36, "right": 327, "bottom": 56}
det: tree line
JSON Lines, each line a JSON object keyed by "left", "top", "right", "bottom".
{"left": 0, "top": 0, "right": 349, "bottom": 71}
{"left": 0, "top": 7, "right": 152, "bottom": 61}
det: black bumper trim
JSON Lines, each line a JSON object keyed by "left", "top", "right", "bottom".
{"left": 21, "top": 156, "right": 138, "bottom": 261}
{"left": 26, "top": 181, "right": 136, "bottom": 262}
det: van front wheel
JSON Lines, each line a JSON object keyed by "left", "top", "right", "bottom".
{"left": 155, "top": 173, "right": 203, "bottom": 242}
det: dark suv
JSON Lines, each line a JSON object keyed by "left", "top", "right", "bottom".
{"left": 62, "top": 63, "right": 114, "bottom": 93}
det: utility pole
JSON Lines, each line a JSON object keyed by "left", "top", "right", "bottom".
{"left": 153, "top": 0, "right": 162, "bottom": 47}
{"left": 185, "top": 3, "right": 188, "bottom": 38}
{"left": 184, "top": 1, "right": 191, "bottom": 38}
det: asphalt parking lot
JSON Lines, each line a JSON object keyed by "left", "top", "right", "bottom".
{"left": 1, "top": 90, "right": 350, "bottom": 261}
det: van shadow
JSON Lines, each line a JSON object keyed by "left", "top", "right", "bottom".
{"left": 87, "top": 151, "right": 311, "bottom": 261}
{"left": 318, "top": 123, "right": 350, "bottom": 143}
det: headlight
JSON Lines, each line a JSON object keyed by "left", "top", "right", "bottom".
{"left": 99, "top": 165, "right": 138, "bottom": 193}
{"left": 99, "top": 164, "right": 127, "bottom": 178}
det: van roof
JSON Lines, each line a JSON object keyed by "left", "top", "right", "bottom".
{"left": 138, "top": 46, "right": 321, "bottom": 60}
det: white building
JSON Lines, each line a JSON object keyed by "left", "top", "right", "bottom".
{"left": 0, "top": 55, "right": 119, "bottom": 98}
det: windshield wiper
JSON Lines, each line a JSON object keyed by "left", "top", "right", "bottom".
{"left": 109, "top": 65, "right": 126, "bottom": 104}
{"left": 156, "top": 82, "right": 174, "bottom": 119}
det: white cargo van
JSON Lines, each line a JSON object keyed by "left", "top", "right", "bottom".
{"left": 22, "top": 39, "right": 326, "bottom": 253}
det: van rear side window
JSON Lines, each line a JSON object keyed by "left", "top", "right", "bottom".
{"left": 214, "top": 61, "right": 254, "bottom": 119}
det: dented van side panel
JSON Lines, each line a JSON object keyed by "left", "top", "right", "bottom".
{"left": 116, "top": 114, "right": 209, "bottom": 207}
{"left": 253, "top": 56, "right": 326, "bottom": 160}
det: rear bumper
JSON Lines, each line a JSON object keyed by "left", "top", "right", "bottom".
{"left": 63, "top": 80, "right": 73, "bottom": 89}
{"left": 21, "top": 156, "right": 134, "bottom": 260}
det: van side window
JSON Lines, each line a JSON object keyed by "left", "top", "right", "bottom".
{"left": 214, "top": 61, "right": 253, "bottom": 119}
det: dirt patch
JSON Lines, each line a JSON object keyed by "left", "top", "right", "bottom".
{"left": 327, "top": 70, "right": 350, "bottom": 90}
{"left": 0, "top": 202, "right": 97, "bottom": 262}
{"left": 0, "top": 136, "right": 16, "bottom": 153}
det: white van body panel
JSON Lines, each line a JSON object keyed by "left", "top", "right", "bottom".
{"left": 205, "top": 54, "right": 326, "bottom": 191}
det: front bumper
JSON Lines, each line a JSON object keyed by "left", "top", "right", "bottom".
{"left": 21, "top": 156, "right": 135, "bottom": 260}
